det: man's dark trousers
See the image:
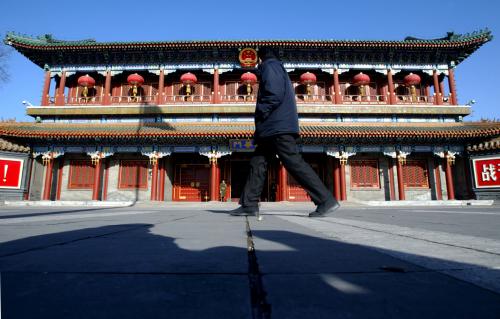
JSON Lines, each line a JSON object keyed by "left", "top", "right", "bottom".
{"left": 239, "top": 134, "right": 332, "bottom": 208}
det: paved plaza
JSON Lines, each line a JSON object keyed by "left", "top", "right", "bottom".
{"left": 1, "top": 202, "right": 500, "bottom": 318}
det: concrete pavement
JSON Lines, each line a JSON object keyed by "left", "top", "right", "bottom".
{"left": 0, "top": 203, "right": 499, "bottom": 318}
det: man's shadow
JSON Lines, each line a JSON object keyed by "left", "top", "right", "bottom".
{"left": 1, "top": 223, "right": 500, "bottom": 319}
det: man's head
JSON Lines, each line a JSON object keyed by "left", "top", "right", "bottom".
{"left": 258, "top": 47, "right": 279, "bottom": 63}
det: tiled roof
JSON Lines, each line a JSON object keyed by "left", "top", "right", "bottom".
{"left": 467, "top": 137, "right": 500, "bottom": 152}
{"left": 1, "top": 122, "right": 499, "bottom": 141}
{"left": 0, "top": 137, "right": 30, "bottom": 153}
{"left": 4, "top": 30, "right": 492, "bottom": 51}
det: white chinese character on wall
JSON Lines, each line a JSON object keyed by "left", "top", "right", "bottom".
{"left": 481, "top": 164, "right": 497, "bottom": 181}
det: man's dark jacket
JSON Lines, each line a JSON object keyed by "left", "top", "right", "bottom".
{"left": 254, "top": 58, "right": 299, "bottom": 140}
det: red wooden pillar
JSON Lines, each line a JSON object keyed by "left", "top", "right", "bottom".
{"left": 433, "top": 70, "right": 442, "bottom": 105}
{"left": 42, "top": 157, "right": 54, "bottom": 200}
{"left": 103, "top": 71, "right": 112, "bottom": 105}
{"left": 92, "top": 158, "right": 102, "bottom": 201}
{"left": 396, "top": 157, "right": 405, "bottom": 200}
{"left": 150, "top": 160, "right": 159, "bottom": 201}
{"left": 333, "top": 158, "right": 341, "bottom": 200}
{"left": 213, "top": 68, "right": 220, "bottom": 104}
{"left": 339, "top": 161, "right": 347, "bottom": 201}
{"left": 158, "top": 157, "right": 166, "bottom": 201}
{"left": 387, "top": 69, "right": 396, "bottom": 105}
{"left": 388, "top": 158, "right": 396, "bottom": 201}
{"left": 102, "top": 158, "right": 110, "bottom": 201}
{"left": 279, "top": 164, "right": 288, "bottom": 201}
{"left": 333, "top": 69, "right": 342, "bottom": 104}
{"left": 434, "top": 159, "right": 443, "bottom": 200}
{"left": 56, "top": 71, "right": 66, "bottom": 105}
{"left": 447, "top": 67, "right": 457, "bottom": 105}
{"left": 157, "top": 69, "right": 165, "bottom": 104}
{"left": 41, "top": 70, "right": 51, "bottom": 106}
{"left": 445, "top": 153, "right": 455, "bottom": 200}
{"left": 209, "top": 159, "right": 219, "bottom": 201}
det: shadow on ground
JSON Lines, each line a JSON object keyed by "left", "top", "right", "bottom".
{"left": 1, "top": 220, "right": 499, "bottom": 319}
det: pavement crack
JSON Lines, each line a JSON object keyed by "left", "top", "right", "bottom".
{"left": 246, "top": 217, "right": 271, "bottom": 319}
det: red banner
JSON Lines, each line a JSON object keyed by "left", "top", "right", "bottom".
{"left": 472, "top": 157, "right": 500, "bottom": 188}
{"left": 0, "top": 158, "right": 24, "bottom": 189}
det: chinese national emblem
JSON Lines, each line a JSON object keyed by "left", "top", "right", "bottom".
{"left": 239, "top": 48, "right": 258, "bottom": 68}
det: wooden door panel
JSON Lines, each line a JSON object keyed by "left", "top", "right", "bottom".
{"left": 176, "top": 165, "right": 210, "bottom": 201}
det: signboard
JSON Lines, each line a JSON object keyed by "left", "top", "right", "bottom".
{"left": 0, "top": 158, "right": 24, "bottom": 189}
{"left": 229, "top": 139, "right": 256, "bottom": 152}
{"left": 472, "top": 156, "right": 500, "bottom": 188}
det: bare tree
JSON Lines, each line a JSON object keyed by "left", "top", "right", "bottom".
{"left": 0, "top": 43, "right": 12, "bottom": 85}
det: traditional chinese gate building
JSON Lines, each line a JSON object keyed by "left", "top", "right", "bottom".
{"left": 2, "top": 30, "right": 500, "bottom": 202}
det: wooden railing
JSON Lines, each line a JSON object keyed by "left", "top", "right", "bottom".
{"left": 295, "top": 95, "right": 334, "bottom": 103}
{"left": 163, "top": 95, "right": 212, "bottom": 104}
{"left": 110, "top": 95, "right": 157, "bottom": 105}
{"left": 395, "top": 95, "right": 450, "bottom": 105}
{"left": 343, "top": 95, "right": 386, "bottom": 104}
{"left": 220, "top": 95, "right": 257, "bottom": 103}
{"left": 66, "top": 96, "right": 104, "bottom": 105}
{"left": 47, "top": 94, "right": 453, "bottom": 106}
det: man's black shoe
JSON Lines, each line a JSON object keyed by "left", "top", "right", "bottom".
{"left": 229, "top": 206, "right": 259, "bottom": 216}
{"left": 309, "top": 200, "right": 340, "bottom": 217}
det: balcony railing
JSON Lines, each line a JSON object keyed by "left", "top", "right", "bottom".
{"left": 110, "top": 95, "right": 157, "bottom": 105}
{"left": 396, "top": 95, "right": 450, "bottom": 105}
{"left": 343, "top": 95, "right": 386, "bottom": 104}
{"left": 220, "top": 95, "right": 257, "bottom": 103}
{"left": 66, "top": 96, "right": 104, "bottom": 105}
{"left": 295, "top": 95, "right": 334, "bottom": 103}
{"left": 47, "top": 94, "right": 453, "bottom": 106}
{"left": 163, "top": 95, "right": 212, "bottom": 104}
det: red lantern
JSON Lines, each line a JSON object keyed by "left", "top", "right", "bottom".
{"left": 300, "top": 72, "right": 316, "bottom": 96}
{"left": 180, "top": 72, "right": 197, "bottom": 96}
{"left": 241, "top": 72, "right": 257, "bottom": 96}
{"left": 404, "top": 73, "right": 421, "bottom": 86}
{"left": 353, "top": 72, "right": 370, "bottom": 97}
{"left": 77, "top": 74, "right": 95, "bottom": 98}
{"left": 127, "top": 73, "right": 144, "bottom": 86}
{"left": 127, "top": 73, "right": 144, "bottom": 98}
{"left": 300, "top": 72, "right": 317, "bottom": 85}
{"left": 77, "top": 74, "right": 95, "bottom": 87}
{"left": 352, "top": 72, "right": 370, "bottom": 86}
{"left": 404, "top": 73, "right": 421, "bottom": 101}
{"left": 240, "top": 72, "right": 257, "bottom": 84}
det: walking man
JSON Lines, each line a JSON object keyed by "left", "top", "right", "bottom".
{"left": 229, "top": 47, "right": 340, "bottom": 217}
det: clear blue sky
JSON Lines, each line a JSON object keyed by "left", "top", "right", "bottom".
{"left": 0, "top": 0, "right": 498, "bottom": 121}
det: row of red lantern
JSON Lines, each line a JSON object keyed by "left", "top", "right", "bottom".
{"left": 77, "top": 71, "right": 422, "bottom": 95}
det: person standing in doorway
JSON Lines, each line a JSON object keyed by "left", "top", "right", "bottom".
{"left": 229, "top": 47, "right": 340, "bottom": 217}
{"left": 219, "top": 180, "right": 227, "bottom": 202}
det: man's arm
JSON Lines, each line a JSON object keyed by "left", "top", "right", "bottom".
{"left": 255, "top": 63, "right": 286, "bottom": 121}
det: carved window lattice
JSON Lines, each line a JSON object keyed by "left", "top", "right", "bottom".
{"left": 350, "top": 160, "right": 380, "bottom": 188}
{"left": 68, "top": 160, "right": 94, "bottom": 189}
{"left": 118, "top": 160, "right": 148, "bottom": 189}
{"left": 403, "top": 159, "right": 429, "bottom": 188}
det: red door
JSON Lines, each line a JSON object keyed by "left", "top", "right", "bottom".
{"left": 287, "top": 163, "right": 323, "bottom": 202}
{"left": 174, "top": 164, "right": 210, "bottom": 201}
